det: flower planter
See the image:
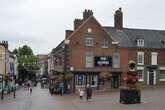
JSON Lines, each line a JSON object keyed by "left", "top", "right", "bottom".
{"left": 120, "top": 88, "right": 141, "bottom": 104}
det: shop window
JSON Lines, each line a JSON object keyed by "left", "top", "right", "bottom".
{"left": 75, "top": 74, "right": 85, "bottom": 86}
{"left": 90, "top": 75, "right": 98, "bottom": 87}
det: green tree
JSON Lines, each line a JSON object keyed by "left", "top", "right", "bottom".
{"left": 13, "top": 45, "right": 38, "bottom": 81}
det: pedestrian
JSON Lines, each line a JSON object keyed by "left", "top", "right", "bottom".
{"left": 59, "top": 82, "right": 64, "bottom": 96}
{"left": 49, "top": 84, "right": 54, "bottom": 95}
{"left": 27, "top": 82, "right": 30, "bottom": 90}
{"left": 86, "top": 84, "right": 93, "bottom": 101}
{"left": 29, "top": 85, "right": 32, "bottom": 95}
{"left": 79, "top": 88, "right": 84, "bottom": 100}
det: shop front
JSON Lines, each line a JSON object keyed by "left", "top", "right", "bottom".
{"left": 74, "top": 72, "right": 99, "bottom": 92}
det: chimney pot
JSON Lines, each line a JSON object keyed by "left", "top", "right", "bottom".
{"left": 0, "top": 40, "right": 8, "bottom": 49}
{"left": 114, "top": 8, "right": 123, "bottom": 30}
{"left": 119, "top": 7, "right": 122, "bottom": 11}
{"left": 74, "top": 19, "right": 83, "bottom": 30}
{"left": 83, "top": 9, "right": 93, "bottom": 21}
{"left": 65, "top": 30, "right": 73, "bottom": 38}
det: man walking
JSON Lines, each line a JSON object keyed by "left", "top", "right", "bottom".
{"left": 59, "top": 82, "right": 64, "bottom": 96}
{"left": 86, "top": 84, "right": 93, "bottom": 101}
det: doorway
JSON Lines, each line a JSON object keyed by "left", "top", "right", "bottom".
{"left": 111, "top": 73, "right": 121, "bottom": 88}
{"left": 148, "top": 69, "right": 156, "bottom": 85}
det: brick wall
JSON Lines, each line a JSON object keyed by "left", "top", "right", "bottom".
{"left": 69, "top": 17, "right": 117, "bottom": 71}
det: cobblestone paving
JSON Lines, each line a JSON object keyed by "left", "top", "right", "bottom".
{"left": 1, "top": 85, "right": 165, "bottom": 110}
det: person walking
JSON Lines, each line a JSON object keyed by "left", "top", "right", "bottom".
{"left": 79, "top": 88, "right": 84, "bottom": 100}
{"left": 29, "top": 85, "right": 32, "bottom": 95}
{"left": 49, "top": 84, "right": 54, "bottom": 95}
{"left": 59, "top": 82, "right": 64, "bottom": 96}
{"left": 86, "top": 84, "right": 93, "bottom": 101}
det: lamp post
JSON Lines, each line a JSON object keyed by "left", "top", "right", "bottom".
{"left": 63, "top": 39, "right": 70, "bottom": 93}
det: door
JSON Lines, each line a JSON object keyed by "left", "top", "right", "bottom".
{"left": 111, "top": 73, "right": 121, "bottom": 88}
{"left": 148, "top": 69, "right": 156, "bottom": 85}
{"left": 149, "top": 72, "right": 154, "bottom": 85}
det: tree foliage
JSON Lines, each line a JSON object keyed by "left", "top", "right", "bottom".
{"left": 13, "top": 45, "right": 38, "bottom": 81}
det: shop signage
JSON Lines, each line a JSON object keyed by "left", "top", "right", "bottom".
{"left": 95, "top": 56, "right": 112, "bottom": 67}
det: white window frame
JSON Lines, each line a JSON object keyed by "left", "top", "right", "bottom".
{"left": 151, "top": 52, "right": 158, "bottom": 65}
{"left": 137, "top": 69, "right": 144, "bottom": 82}
{"left": 101, "top": 39, "right": 109, "bottom": 48}
{"left": 159, "top": 68, "right": 165, "bottom": 81}
{"left": 85, "top": 37, "right": 93, "bottom": 46}
{"left": 137, "top": 39, "right": 144, "bottom": 47}
{"left": 137, "top": 52, "right": 144, "bottom": 65}
{"left": 85, "top": 52, "right": 93, "bottom": 68}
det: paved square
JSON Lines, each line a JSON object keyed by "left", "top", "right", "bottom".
{"left": 1, "top": 86, "right": 165, "bottom": 110}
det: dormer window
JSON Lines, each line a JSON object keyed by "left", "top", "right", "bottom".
{"left": 137, "top": 39, "right": 144, "bottom": 47}
{"left": 160, "top": 40, "right": 165, "bottom": 46}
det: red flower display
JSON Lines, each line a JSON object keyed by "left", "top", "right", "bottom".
{"left": 123, "top": 72, "right": 138, "bottom": 85}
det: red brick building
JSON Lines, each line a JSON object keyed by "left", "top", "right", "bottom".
{"left": 49, "top": 8, "right": 165, "bottom": 93}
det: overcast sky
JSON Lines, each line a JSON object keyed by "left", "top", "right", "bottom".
{"left": 0, "top": 0, "right": 165, "bottom": 55}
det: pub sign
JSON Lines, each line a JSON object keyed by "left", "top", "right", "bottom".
{"left": 95, "top": 56, "right": 112, "bottom": 67}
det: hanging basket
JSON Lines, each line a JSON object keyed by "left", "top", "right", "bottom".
{"left": 100, "top": 71, "right": 111, "bottom": 81}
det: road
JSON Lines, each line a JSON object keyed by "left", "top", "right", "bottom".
{"left": 1, "top": 85, "right": 165, "bottom": 110}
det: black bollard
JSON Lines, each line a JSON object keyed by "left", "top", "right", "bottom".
{"left": 1, "top": 89, "right": 4, "bottom": 100}
{"left": 13, "top": 90, "right": 15, "bottom": 99}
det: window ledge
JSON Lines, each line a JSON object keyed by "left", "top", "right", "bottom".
{"left": 138, "top": 79, "right": 144, "bottom": 82}
{"left": 159, "top": 79, "right": 165, "bottom": 81}
{"left": 137, "top": 64, "right": 144, "bottom": 66}
{"left": 101, "top": 47, "right": 108, "bottom": 49}
{"left": 75, "top": 85, "right": 86, "bottom": 87}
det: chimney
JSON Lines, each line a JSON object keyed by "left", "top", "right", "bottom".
{"left": 74, "top": 19, "right": 83, "bottom": 30}
{"left": 83, "top": 9, "right": 93, "bottom": 21}
{"left": 114, "top": 8, "right": 123, "bottom": 30}
{"left": 65, "top": 30, "right": 73, "bottom": 38}
{"left": 0, "top": 40, "right": 8, "bottom": 49}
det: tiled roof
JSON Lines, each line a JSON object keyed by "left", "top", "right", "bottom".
{"left": 104, "top": 27, "right": 165, "bottom": 49}
{"left": 51, "top": 40, "right": 64, "bottom": 54}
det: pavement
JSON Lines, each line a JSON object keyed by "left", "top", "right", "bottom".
{"left": 1, "top": 85, "right": 165, "bottom": 110}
